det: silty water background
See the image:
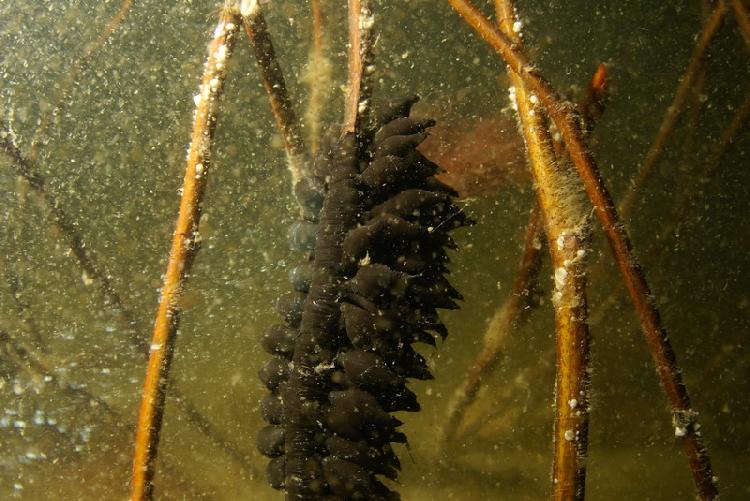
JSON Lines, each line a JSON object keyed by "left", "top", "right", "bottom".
{"left": 0, "top": 1, "right": 748, "bottom": 499}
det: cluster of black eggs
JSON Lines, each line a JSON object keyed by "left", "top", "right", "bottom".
{"left": 257, "top": 97, "right": 468, "bottom": 500}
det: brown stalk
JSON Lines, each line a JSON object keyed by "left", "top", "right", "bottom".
{"left": 517, "top": 71, "right": 591, "bottom": 501}
{"left": 241, "top": 1, "right": 309, "bottom": 189}
{"left": 618, "top": 1, "right": 727, "bottom": 216}
{"left": 590, "top": 89, "right": 750, "bottom": 327}
{"left": 305, "top": 0, "right": 331, "bottom": 155}
{"left": 731, "top": 0, "right": 750, "bottom": 48}
{"left": 129, "top": 8, "right": 241, "bottom": 501}
{"left": 1, "top": 121, "right": 144, "bottom": 352}
{"left": 442, "top": 204, "right": 543, "bottom": 443}
{"left": 446, "top": 0, "right": 718, "bottom": 498}
{"left": 495, "top": 2, "right": 591, "bottom": 498}
{"left": 28, "top": 0, "right": 134, "bottom": 160}
{"left": 343, "top": 0, "right": 375, "bottom": 134}
{"left": 445, "top": 64, "right": 609, "bottom": 445}
{"left": 577, "top": 63, "right": 610, "bottom": 137}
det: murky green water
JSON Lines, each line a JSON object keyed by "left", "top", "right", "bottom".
{"left": 1, "top": 1, "right": 748, "bottom": 499}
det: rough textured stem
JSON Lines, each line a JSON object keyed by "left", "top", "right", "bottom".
{"left": 514, "top": 74, "right": 590, "bottom": 501}
{"left": 343, "top": 0, "right": 375, "bottom": 134}
{"left": 442, "top": 204, "right": 543, "bottom": 442}
{"left": 130, "top": 10, "right": 241, "bottom": 501}
{"left": 577, "top": 63, "right": 609, "bottom": 137}
{"left": 28, "top": 0, "right": 133, "bottom": 160}
{"left": 447, "top": 1, "right": 718, "bottom": 498}
{"left": 496, "top": 2, "right": 591, "bottom": 498}
{"left": 618, "top": 1, "right": 727, "bottom": 216}
{"left": 241, "top": 2, "right": 309, "bottom": 189}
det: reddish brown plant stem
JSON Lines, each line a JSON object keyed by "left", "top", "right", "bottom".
{"left": 446, "top": 62, "right": 609, "bottom": 445}
{"left": 306, "top": 0, "right": 328, "bottom": 155}
{"left": 496, "top": 2, "right": 591, "bottom": 498}
{"left": 241, "top": 1, "right": 309, "bottom": 189}
{"left": 343, "top": 0, "right": 374, "bottom": 134}
{"left": 311, "top": 0, "right": 325, "bottom": 67}
{"left": 619, "top": 1, "right": 727, "bottom": 216}
{"left": 130, "top": 9, "right": 241, "bottom": 501}
{"left": 442, "top": 204, "right": 543, "bottom": 442}
{"left": 446, "top": 0, "right": 718, "bottom": 498}
{"left": 578, "top": 63, "right": 609, "bottom": 137}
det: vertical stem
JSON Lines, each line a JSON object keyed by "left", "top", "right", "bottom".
{"left": 443, "top": 62, "right": 608, "bottom": 444}
{"left": 514, "top": 70, "right": 591, "bottom": 501}
{"left": 496, "top": 2, "right": 590, "bottom": 498}
{"left": 446, "top": 2, "right": 718, "bottom": 497}
{"left": 343, "top": 0, "right": 374, "bottom": 135}
{"left": 129, "top": 8, "right": 241, "bottom": 501}
{"left": 306, "top": 0, "right": 330, "bottom": 155}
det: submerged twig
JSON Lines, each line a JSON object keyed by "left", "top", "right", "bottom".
{"left": 577, "top": 63, "right": 610, "bottom": 138}
{"left": 304, "top": 0, "right": 332, "bottom": 155}
{"left": 495, "top": 2, "right": 591, "bottom": 498}
{"left": 28, "top": 0, "right": 134, "bottom": 160}
{"left": 618, "top": 1, "right": 727, "bottom": 216}
{"left": 446, "top": 1, "right": 718, "bottom": 498}
{"left": 241, "top": 0, "right": 309, "bottom": 190}
{"left": 1, "top": 120, "right": 143, "bottom": 351}
{"left": 343, "top": 0, "right": 375, "bottom": 134}
{"left": 445, "top": 63, "right": 609, "bottom": 444}
{"left": 130, "top": 8, "right": 241, "bottom": 501}
{"left": 442, "top": 204, "right": 543, "bottom": 443}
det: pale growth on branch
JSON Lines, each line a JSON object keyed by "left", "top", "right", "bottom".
{"left": 240, "top": 0, "right": 260, "bottom": 18}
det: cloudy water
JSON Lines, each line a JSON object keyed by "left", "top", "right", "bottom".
{"left": 1, "top": 1, "right": 748, "bottom": 499}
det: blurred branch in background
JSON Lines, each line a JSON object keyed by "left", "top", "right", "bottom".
{"left": 28, "top": 0, "right": 134, "bottom": 161}
{"left": 618, "top": 1, "right": 727, "bottom": 216}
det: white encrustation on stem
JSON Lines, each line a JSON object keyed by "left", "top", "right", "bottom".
{"left": 241, "top": 0, "right": 310, "bottom": 196}
{"left": 343, "top": 0, "right": 376, "bottom": 135}
{"left": 130, "top": 5, "right": 241, "bottom": 501}
{"left": 498, "top": 1, "right": 592, "bottom": 499}
{"left": 447, "top": 0, "right": 718, "bottom": 497}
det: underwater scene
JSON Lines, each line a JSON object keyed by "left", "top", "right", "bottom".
{"left": 1, "top": 0, "right": 748, "bottom": 499}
